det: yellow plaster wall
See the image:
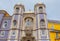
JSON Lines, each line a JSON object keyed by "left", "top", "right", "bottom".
{"left": 50, "top": 32, "right": 56, "bottom": 41}
{"left": 48, "top": 22, "right": 60, "bottom": 30}
{"left": 48, "top": 22, "right": 60, "bottom": 41}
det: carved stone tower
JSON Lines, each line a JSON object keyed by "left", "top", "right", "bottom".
{"left": 8, "top": 3, "right": 25, "bottom": 41}
{"left": 34, "top": 3, "right": 50, "bottom": 41}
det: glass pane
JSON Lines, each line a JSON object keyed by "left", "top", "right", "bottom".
{"left": 0, "top": 31, "right": 5, "bottom": 36}
{"left": 25, "top": 18, "right": 33, "bottom": 27}
{"left": 12, "top": 30, "right": 16, "bottom": 36}
{"left": 16, "top": 7, "right": 19, "bottom": 12}
{"left": 3, "top": 21, "right": 7, "bottom": 28}
{"left": 13, "top": 20, "right": 17, "bottom": 26}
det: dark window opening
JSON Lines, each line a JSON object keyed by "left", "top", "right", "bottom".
{"left": 16, "top": 7, "right": 19, "bottom": 12}
{"left": 13, "top": 20, "right": 17, "bottom": 26}
{"left": 4, "top": 21, "right": 7, "bottom": 27}
{"left": 16, "top": 7, "right": 19, "bottom": 10}
{"left": 40, "top": 19, "right": 45, "bottom": 22}
{"left": 27, "top": 40, "right": 30, "bottom": 41}
{"left": 39, "top": 7, "right": 43, "bottom": 9}
{"left": 5, "top": 21, "right": 7, "bottom": 23}
{"left": 12, "top": 32, "right": 15, "bottom": 35}
{"left": 56, "top": 33, "right": 59, "bottom": 38}
{"left": 5, "top": 24, "right": 7, "bottom": 27}
{"left": 40, "top": 19, "right": 45, "bottom": 27}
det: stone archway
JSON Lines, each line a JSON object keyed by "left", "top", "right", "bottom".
{"left": 21, "top": 36, "right": 36, "bottom": 41}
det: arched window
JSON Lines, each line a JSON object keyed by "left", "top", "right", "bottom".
{"left": 39, "top": 7, "right": 43, "bottom": 13}
{"left": 40, "top": 19, "right": 45, "bottom": 22}
{"left": 39, "top": 7, "right": 43, "bottom": 9}
{"left": 13, "top": 20, "right": 17, "bottom": 26}
{"left": 40, "top": 19, "right": 45, "bottom": 28}
{"left": 25, "top": 17, "right": 33, "bottom": 27}
{"left": 3, "top": 21, "right": 7, "bottom": 28}
{"left": 16, "top": 7, "right": 19, "bottom": 12}
{"left": 40, "top": 19, "right": 45, "bottom": 25}
{"left": 0, "top": 31, "right": 5, "bottom": 36}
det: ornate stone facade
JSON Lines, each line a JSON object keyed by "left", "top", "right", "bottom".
{"left": 0, "top": 2, "right": 60, "bottom": 41}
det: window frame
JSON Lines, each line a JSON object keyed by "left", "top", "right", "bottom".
{"left": 11, "top": 30, "right": 16, "bottom": 36}
{"left": 13, "top": 20, "right": 17, "bottom": 26}
{"left": 39, "top": 7, "right": 43, "bottom": 9}
{"left": 56, "top": 33, "right": 59, "bottom": 39}
{"left": 16, "top": 7, "right": 19, "bottom": 13}
{"left": 2, "top": 21, "right": 8, "bottom": 28}
{"left": 0, "top": 31, "right": 5, "bottom": 36}
{"left": 40, "top": 19, "right": 45, "bottom": 28}
{"left": 25, "top": 17, "right": 33, "bottom": 27}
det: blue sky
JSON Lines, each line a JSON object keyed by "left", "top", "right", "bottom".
{"left": 0, "top": 0, "right": 60, "bottom": 20}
